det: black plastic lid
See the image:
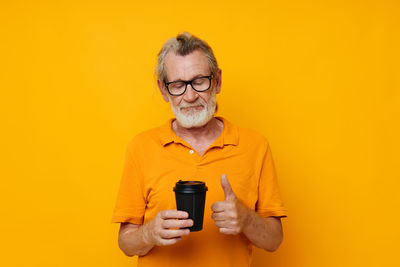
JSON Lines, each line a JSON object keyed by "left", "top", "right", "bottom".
{"left": 173, "top": 180, "right": 208, "bottom": 193}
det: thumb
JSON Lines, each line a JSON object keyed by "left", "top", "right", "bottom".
{"left": 221, "top": 174, "right": 236, "bottom": 201}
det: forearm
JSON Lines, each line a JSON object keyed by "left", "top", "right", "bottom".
{"left": 242, "top": 208, "right": 283, "bottom": 252}
{"left": 118, "top": 223, "right": 154, "bottom": 257}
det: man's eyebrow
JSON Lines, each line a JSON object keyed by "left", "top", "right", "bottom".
{"left": 169, "top": 74, "right": 209, "bottom": 82}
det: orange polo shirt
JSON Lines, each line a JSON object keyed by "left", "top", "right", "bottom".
{"left": 112, "top": 117, "right": 287, "bottom": 267}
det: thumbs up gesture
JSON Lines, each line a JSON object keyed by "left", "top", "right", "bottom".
{"left": 211, "top": 174, "right": 250, "bottom": 235}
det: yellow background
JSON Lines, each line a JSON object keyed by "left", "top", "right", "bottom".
{"left": 1, "top": 0, "right": 399, "bottom": 266}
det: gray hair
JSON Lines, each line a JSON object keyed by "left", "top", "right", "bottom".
{"left": 156, "top": 32, "right": 219, "bottom": 84}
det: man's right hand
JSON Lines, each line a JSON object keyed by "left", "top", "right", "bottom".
{"left": 143, "top": 209, "right": 193, "bottom": 246}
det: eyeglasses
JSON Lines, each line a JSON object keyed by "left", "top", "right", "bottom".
{"left": 164, "top": 75, "right": 212, "bottom": 96}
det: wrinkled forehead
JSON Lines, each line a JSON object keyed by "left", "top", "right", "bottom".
{"left": 164, "top": 50, "right": 210, "bottom": 82}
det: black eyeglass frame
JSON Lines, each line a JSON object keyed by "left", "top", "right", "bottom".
{"left": 164, "top": 75, "right": 213, "bottom": 96}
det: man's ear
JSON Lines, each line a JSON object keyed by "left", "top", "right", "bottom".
{"left": 157, "top": 79, "right": 170, "bottom": 102}
{"left": 215, "top": 69, "right": 222, "bottom": 94}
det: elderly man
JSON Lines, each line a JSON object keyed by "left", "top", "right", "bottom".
{"left": 112, "top": 32, "right": 287, "bottom": 267}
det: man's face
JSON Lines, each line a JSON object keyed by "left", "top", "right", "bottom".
{"left": 158, "top": 50, "right": 221, "bottom": 128}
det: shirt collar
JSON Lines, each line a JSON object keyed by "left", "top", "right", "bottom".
{"left": 159, "top": 116, "right": 239, "bottom": 147}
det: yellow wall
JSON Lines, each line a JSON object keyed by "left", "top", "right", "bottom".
{"left": 1, "top": 0, "right": 399, "bottom": 266}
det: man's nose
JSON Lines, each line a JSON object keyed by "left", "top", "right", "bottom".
{"left": 183, "top": 84, "right": 199, "bottom": 102}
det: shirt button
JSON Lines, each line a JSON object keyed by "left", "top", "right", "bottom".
{"left": 189, "top": 149, "right": 194, "bottom": 154}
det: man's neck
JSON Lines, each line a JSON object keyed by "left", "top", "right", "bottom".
{"left": 172, "top": 117, "right": 223, "bottom": 143}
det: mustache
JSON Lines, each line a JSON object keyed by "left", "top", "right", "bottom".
{"left": 179, "top": 100, "right": 206, "bottom": 109}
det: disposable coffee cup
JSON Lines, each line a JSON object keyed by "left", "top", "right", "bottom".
{"left": 173, "top": 180, "right": 208, "bottom": 232}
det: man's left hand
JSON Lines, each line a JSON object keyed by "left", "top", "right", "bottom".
{"left": 211, "top": 174, "right": 250, "bottom": 235}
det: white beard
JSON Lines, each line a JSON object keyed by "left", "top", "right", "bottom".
{"left": 169, "top": 90, "right": 217, "bottom": 128}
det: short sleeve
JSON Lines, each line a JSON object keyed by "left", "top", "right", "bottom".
{"left": 256, "top": 142, "right": 287, "bottom": 218}
{"left": 111, "top": 140, "right": 146, "bottom": 225}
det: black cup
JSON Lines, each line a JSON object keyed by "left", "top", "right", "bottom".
{"left": 173, "top": 180, "right": 208, "bottom": 232}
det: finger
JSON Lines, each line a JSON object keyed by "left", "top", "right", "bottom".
{"left": 219, "top": 227, "right": 237, "bottom": 235}
{"left": 160, "top": 229, "right": 190, "bottom": 239}
{"left": 214, "top": 220, "right": 228, "bottom": 228}
{"left": 158, "top": 237, "right": 182, "bottom": 246}
{"left": 162, "top": 219, "right": 193, "bottom": 229}
{"left": 160, "top": 210, "right": 189, "bottom": 220}
{"left": 211, "top": 201, "right": 226, "bottom": 212}
{"left": 211, "top": 212, "right": 226, "bottom": 221}
{"left": 221, "top": 174, "right": 236, "bottom": 201}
